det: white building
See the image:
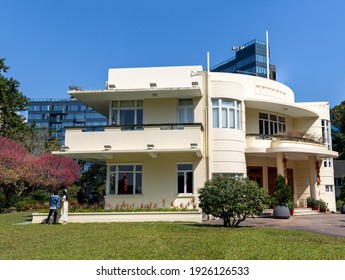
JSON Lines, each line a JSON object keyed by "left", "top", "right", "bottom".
{"left": 53, "top": 65, "right": 338, "bottom": 211}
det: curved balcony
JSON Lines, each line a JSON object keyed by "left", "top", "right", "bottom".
{"left": 246, "top": 133, "right": 338, "bottom": 159}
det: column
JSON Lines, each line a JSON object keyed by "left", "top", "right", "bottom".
{"left": 276, "top": 153, "right": 285, "bottom": 176}
{"left": 308, "top": 156, "right": 319, "bottom": 200}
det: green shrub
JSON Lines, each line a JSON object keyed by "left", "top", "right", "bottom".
{"left": 272, "top": 175, "right": 292, "bottom": 206}
{"left": 198, "top": 176, "right": 271, "bottom": 227}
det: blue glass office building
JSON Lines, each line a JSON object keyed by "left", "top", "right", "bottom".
{"left": 28, "top": 98, "right": 108, "bottom": 144}
{"left": 211, "top": 39, "right": 276, "bottom": 80}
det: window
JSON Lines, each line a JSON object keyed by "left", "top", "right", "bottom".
{"left": 109, "top": 164, "right": 142, "bottom": 195}
{"left": 325, "top": 185, "right": 334, "bottom": 192}
{"left": 212, "top": 99, "right": 241, "bottom": 129}
{"left": 178, "top": 99, "right": 193, "bottom": 123}
{"left": 323, "top": 159, "right": 332, "bottom": 168}
{"left": 111, "top": 100, "right": 143, "bottom": 128}
{"left": 321, "top": 119, "right": 331, "bottom": 150}
{"left": 259, "top": 113, "right": 286, "bottom": 135}
{"left": 177, "top": 164, "right": 193, "bottom": 194}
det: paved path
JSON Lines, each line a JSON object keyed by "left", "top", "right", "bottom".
{"left": 204, "top": 213, "right": 345, "bottom": 238}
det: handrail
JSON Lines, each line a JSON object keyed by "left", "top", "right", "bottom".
{"left": 65, "top": 123, "right": 204, "bottom": 131}
{"left": 246, "top": 133, "right": 324, "bottom": 145}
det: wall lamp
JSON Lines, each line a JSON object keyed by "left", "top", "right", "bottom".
{"left": 103, "top": 145, "right": 112, "bottom": 151}
{"left": 69, "top": 86, "right": 80, "bottom": 91}
{"left": 108, "top": 84, "right": 116, "bottom": 90}
{"left": 190, "top": 143, "right": 198, "bottom": 149}
{"left": 61, "top": 145, "right": 70, "bottom": 152}
{"left": 147, "top": 144, "right": 154, "bottom": 150}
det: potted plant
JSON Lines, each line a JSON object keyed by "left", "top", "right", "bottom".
{"left": 287, "top": 200, "right": 295, "bottom": 215}
{"left": 311, "top": 199, "right": 320, "bottom": 211}
{"left": 272, "top": 175, "right": 292, "bottom": 219}
{"left": 319, "top": 199, "right": 327, "bottom": 213}
{"left": 306, "top": 196, "right": 313, "bottom": 208}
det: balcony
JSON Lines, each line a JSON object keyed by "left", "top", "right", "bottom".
{"left": 54, "top": 123, "right": 204, "bottom": 160}
{"left": 246, "top": 133, "right": 338, "bottom": 159}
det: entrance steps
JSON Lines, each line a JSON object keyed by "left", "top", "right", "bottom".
{"left": 261, "top": 207, "right": 321, "bottom": 217}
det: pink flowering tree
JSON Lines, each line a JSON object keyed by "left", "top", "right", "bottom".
{"left": 0, "top": 137, "right": 81, "bottom": 207}
{"left": 0, "top": 137, "right": 31, "bottom": 206}
{"left": 30, "top": 154, "right": 81, "bottom": 191}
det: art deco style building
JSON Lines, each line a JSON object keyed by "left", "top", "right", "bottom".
{"left": 53, "top": 65, "right": 338, "bottom": 211}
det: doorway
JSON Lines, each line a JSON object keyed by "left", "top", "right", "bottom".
{"left": 247, "top": 166, "right": 263, "bottom": 187}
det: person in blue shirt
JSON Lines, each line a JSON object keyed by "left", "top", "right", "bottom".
{"left": 46, "top": 190, "right": 61, "bottom": 224}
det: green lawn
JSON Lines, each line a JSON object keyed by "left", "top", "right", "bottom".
{"left": 1, "top": 212, "right": 345, "bottom": 260}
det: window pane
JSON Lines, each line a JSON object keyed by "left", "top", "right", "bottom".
{"left": 112, "top": 101, "right": 118, "bottom": 107}
{"left": 186, "top": 107, "right": 193, "bottom": 123}
{"left": 119, "top": 165, "right": 134, "bottom": 172}
{"left": 212, "top": 99, "right": 219, "bottom": 106}
{"left": 178, "top": 172, "right": 185, "bottom": 193}
{"left": 137, "top": 100, "right": 143, "bottom": 107}
{"left": 222, "top": 100, "right": 234, "bottom": 107}
{"left": 179, "top": 99, "right": 193, "bottom": 106}
{"left": 222, "top": 108, "right": 228, "bottom": 128}
{"left": 178, "top": 107, "right": 185, "bottom": 123}
{"left": 178, "top": 164, "right": 192, "bottom": 171}
{"left": 136, "top": 165, "right": 142, "bottom": 172}
{"left": 135, "top": 173, "right": 142, "bottom": 194}
{"left": 109, "top": 173, "right": 116, "bottom": 194}
{"left": 186, "top": 171, "right": 193, "bottom": 193}
{"left": 229, "top": 109, "right": 235, "bottom": 128}
{"left": 212, "top": 108, "right": 219, "bottom": 128}
{"left": 120, "top": 110, "right": 135, "bottom": 125}
{"left": 137, "top": 109, "right": 143, "bottom": 125}
{"left": 118, "top": 173, "right": 133, "bottom": 194}
{"left": 120, "top": 101, "right": 135, "bottom": 107}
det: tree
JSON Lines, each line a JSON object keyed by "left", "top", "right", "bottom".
{"left": 198, "top": 176, "right": 271, "bottom": 227}
{"left": 29, "top": 154, "right": 81, "bottom": 191}
{"left": 331, "top": 101, "right": 345, "bottom": 159}
{"left": 272, "top": 174, "right": 292, "bottom": 206}
{"left": 0, "top": 137, "right": 30, "bottom": 207}
{"left": 0, "top": 136, "right": 81, "bottom": 207}
{"left": 0, "top": 58, "right": 31, "bottom": 138}
{"left": 77, "top": 162, "right": 106, "bottom": 197}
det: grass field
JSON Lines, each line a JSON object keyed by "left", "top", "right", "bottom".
{"left": 1, "top": 212, "right": 345, "bottom": 260}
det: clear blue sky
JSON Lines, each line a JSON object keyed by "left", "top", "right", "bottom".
{"left": 2, "top": 0, "right": 345, "bottom": 108}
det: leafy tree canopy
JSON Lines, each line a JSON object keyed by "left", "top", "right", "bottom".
{"left": 331, "top": 101, "right": 345, "bottom": 159}
{"left": 198, "top": 176, "right": 271, "bottom": 227}
{"left": 0, "top": 58, "right": 31, "bottom": 138}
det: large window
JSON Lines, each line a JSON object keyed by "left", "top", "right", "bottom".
{"left": 212, "top": 99, "right": 241, "bottom": 129}
{"left": 109, "top": 164, "right": 142, "bottom": 195}
{"left": 178, "top": 99, "right": 193, "bottom": 124}
{"left": 111, "top": 100, "right": 143, "bottom": 127}
{"left": 177, "top": 164, "right": 193, "bottom": 194}
{"left": 259, "top": 113, "right": 286, "bottom": 135}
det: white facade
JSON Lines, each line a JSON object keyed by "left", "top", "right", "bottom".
{"left": 54, "top": 65, "right": 338, "bottom": 211}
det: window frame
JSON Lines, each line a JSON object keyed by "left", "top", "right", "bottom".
{"left": 212, "top": 99, "right": 241, "bottom": 129}
{"left": 177, "top": 163, "right": 193, "bottom": 194}
{"left": 108, "top": 164, "right": 143, "bottom": 195}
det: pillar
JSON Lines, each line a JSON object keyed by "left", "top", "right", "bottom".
{"left": 308, "top": 156, "right": 319, "bottom": 200}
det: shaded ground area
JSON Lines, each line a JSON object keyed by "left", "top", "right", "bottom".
{"left": 204, "top": 213, "right": 345, "bottom": 238}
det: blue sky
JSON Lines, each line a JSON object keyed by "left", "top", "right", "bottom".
{"left": 2, "top": 0, "right": 345, "bottom": 108}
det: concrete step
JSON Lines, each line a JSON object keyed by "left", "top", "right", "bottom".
{"left": 260, "top": 207, "right": 321, "bottom": 217}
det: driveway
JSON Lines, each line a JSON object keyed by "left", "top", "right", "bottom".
{"left": 204, "top": 213, "right": 345, "bottom": 238}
